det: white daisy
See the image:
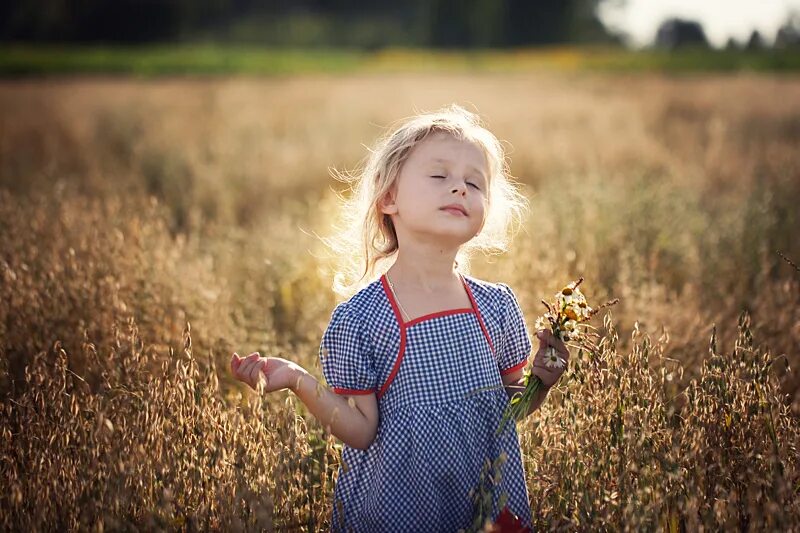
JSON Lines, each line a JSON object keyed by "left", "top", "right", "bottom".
{"left": 543, "top": 347, "right": 566, "bottom": 369}
{"left": 535, "top": 315, "right": 551, "bottom": 332}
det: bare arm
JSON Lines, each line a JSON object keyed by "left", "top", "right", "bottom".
{"left": 290, "top": 367, "right": 379, "bottom": 450}
{"left": 231, "top": 353, "right": 379, "bottom": 450}
{"left": 499, "top": 329, "right": 569, "bottom": 418}
{"left": 503, "top": 374, "right": 551, "bottom": 417}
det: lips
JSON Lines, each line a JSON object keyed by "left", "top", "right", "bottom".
{"left": 440, "top": 204, "right": 468, "bottom": 216}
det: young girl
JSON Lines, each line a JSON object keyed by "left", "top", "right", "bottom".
{"left": 231, "top": 104, "right": 569, "bottom": 531}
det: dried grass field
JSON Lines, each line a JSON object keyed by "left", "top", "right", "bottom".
{"left": 1, "top": 72, "right": 799, "bottom": 530}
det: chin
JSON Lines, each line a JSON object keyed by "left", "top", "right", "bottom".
{"left": 406, "top": 222, "right": 480, "bottom": 247}
{"left": 431, "top": 230, "right": 479, "bottom": 247}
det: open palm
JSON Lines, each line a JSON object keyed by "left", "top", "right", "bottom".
{"left": 230, "top": 352, "right": 299, "bottom": 393}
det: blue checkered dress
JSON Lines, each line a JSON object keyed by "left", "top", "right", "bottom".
{"left": 320, "top": 274, "right": 533, "bottom": 532}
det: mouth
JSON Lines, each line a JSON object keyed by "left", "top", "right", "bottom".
{"left": 440, "top": 204, "right": 468, "bottom": 216}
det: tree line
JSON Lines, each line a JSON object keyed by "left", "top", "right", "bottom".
{"left": 655, "top": 15, "right": 800, "bottom": 50}
{"left": 0, "top": 0, "right": 618, "bottom": 47}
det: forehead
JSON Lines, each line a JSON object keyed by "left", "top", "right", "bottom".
{"left": 408, "top": 132, "right": 488, "bottom": 176}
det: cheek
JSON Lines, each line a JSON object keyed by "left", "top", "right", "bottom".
{"left": 478, "top": 200, "right": 490, "bottom": 225}
{"left": 474, "top": 196, "right": 488, "bottom": 216}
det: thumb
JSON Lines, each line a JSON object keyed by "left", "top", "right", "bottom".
{"left": 231, "top": 352, "right": 241, "bottom": 372}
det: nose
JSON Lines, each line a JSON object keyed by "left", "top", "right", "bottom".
{"left": 451, "top": 181, "right": 467, "bottom": 195}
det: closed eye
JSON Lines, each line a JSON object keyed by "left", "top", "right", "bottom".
{"left": 432, "top": 175, "right": 482, "bottom": 191}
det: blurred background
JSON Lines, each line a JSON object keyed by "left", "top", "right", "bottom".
{"left": 1, "top": 0, "right": 800, "bottom": 74}
{"left": 1, "top": 0, "right": 800, "bottom": 50}
{"left": 1, "top": 0, "right": 799, "bottom": 530}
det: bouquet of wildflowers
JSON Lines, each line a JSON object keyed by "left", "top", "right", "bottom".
{"left": 496, "top": 278, "right": 617, "bottom": 436}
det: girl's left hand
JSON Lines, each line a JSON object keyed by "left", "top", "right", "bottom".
{"left": 530, "top": 330, "right": 570, "bottom": 389}
{"left": 230, "top": 352, "right": 303, "bottom": 393}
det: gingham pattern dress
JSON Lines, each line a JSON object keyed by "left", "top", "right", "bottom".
{"left": 320, "top": 274, "right": 533, "bottom": 532}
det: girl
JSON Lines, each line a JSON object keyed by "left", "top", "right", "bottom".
{"left": 231, "top": 104, "right": 569, "bottom": 531}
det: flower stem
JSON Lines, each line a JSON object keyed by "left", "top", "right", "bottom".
{"left": 496, "top": 375, "right": 544, "bottom": 436}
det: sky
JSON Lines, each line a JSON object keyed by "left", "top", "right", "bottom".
{"left": 597, "top": 0, "right": 800, "bottom": 48}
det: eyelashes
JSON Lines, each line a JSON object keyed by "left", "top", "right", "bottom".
{"left": 430, "top": 175, "right": 482, "bottom": 191}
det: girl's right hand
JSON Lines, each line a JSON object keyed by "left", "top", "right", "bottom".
{"left": 230, "top": 352, "right": 303, "bottom": 393}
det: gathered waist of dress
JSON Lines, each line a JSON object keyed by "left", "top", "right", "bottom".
{"left": 379, "top": 385, "right": 508, "bottom": 420}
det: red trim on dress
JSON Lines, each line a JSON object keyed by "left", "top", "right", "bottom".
{"left": 377, "top": 273, "right": 499, "bottom": 399}
{"left": 462, "top": 276, "right": 495, "bottom": 355}
{"left": 405, "top": 308, "right": 473, "bottom": 328}
{"left": 379, "top": 330, "right": 406, "bottom": 399}
{"left": 499, "top": 358, "right": 528, "bottom": 376}
{"left": 379, "top": 275, "right": 407, "bottom": 399}
{"left": 332, "top": 387, "right": 376, "bottom": 395}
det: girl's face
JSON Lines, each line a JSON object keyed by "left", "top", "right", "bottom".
{"left": 380, "top": 132, "right": 489, "bottom": 248}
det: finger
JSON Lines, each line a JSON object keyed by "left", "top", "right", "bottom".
{"left": 536, "top": 330, "right": 553, "bottom": 350}
{"left": 231, "top": 353, "right": 241, "bottom": 372}
{"left": 248, "top": 360, "right": 267, "bottom": 387}
{"left": 238, "top": 358, "right": 259, "bottom": 382}
{"left": 235, "top": 353, "right": 257, "bottom": 376}
{"left": 537, "top": 329, "right": 558, "bottom": 347}
{"left": 232, "top": 355, "right": 250, "bottom": 380}
{"left": 240, "top": 353, "right": 260, "bottom": 371}
{"left": 539, "top": 329, "right": 557, "bottom": 344}
{"left": 530, "top": 367, "right": 558, "bottom": 388}
{"left": 539, "top": 330, "right": 569, "bottom": 355}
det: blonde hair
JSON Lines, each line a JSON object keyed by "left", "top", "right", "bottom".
{"left": 325, "top": 104, "right": 528, "bottom": 296}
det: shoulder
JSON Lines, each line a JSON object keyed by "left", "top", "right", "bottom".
{"left": 462, "top": 275, "right": 519, "bottom": 313}
{"left": 327, "top": 277, "right": 385, "bottom": 327}
{"left": 323, "top": 278, "right": 386, "bottom": 355}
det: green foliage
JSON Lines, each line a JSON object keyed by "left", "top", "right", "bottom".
{"left": 2, "top": 45, "right": 799, "bottom": 77}
{"left": 0, "top": 45, "right": 366, "bottom": 76}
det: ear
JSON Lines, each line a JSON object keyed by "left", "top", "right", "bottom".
{"left": 378, "top": 185, "right": 398, "bottom": 215}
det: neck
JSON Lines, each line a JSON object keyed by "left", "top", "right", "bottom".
{"left": 387, "top": 240, "right": 460, "bottom": 292}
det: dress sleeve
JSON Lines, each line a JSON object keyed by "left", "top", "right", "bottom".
{"left": 319, "top": 301, "right": 378, "bottom": 395}
{"left": 496, "top": 283, "right": 532, "bottom": 376}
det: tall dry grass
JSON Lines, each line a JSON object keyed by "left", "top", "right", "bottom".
{"left": 1, "top": 73, "right": 799, "bottom": 530}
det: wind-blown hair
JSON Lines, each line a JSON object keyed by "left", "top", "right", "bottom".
{"left": 325, "top": 104, "right": 528, "bottom": 296}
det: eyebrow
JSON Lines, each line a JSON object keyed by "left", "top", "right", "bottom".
{"left": 430, "top": 158, "right": 487, "bottom": 181}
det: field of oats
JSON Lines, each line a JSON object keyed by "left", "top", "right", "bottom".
{"left": 1, "top": 72, "right": 799, "bottom": 530}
